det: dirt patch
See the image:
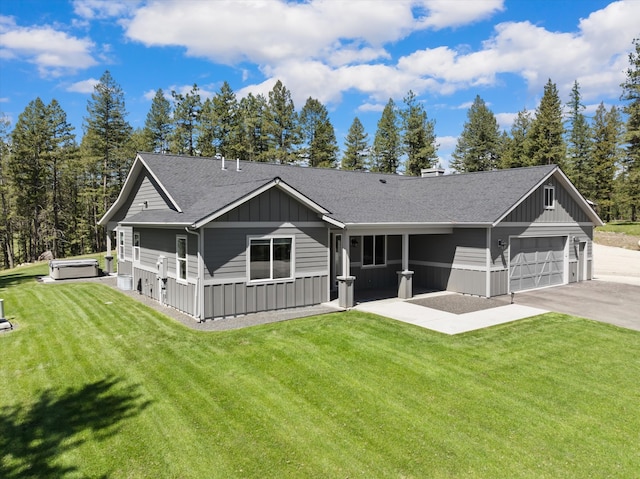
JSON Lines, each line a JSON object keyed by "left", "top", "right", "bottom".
{"left": 594, "top": 231, "right": 640, "bottom": 251}
{"left": 409, "top": 294, "right": 509, "bottom": 315}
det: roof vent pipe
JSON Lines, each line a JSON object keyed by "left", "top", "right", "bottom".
{"left": 221, "top": 156, "right": 226, "bottom": 170}
{"left": 236, "top": 158, "right": 241, "bottom": 171}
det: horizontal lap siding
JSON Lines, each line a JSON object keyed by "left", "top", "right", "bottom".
{"left": 199, "top": 187, "right": 330, "bottom": 319}
{"left": 204, "top": 226, "right": 328, "bottom": 279}
{"left": 135, "top": 227, "right": 198, "bottom": 279}
{"left": 410, "top": 229, "right": 486, "bottom": 267}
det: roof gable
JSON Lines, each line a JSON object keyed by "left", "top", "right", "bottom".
{"left": 102, "top": 153, "right": 602, "bottom": 228}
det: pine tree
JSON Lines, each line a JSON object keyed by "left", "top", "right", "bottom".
{"left": 299, "top": 97, "right": 338, "bottom": 168}
{"left": 238, "top": 93, "right": 269, "bottom": 162}
{"left": 499, "top": 109, "right": 533, "bottom": 169}
{"left": 9, "top": 98, "right": 50, "bottom": 261}
{"left": 565, "top": 81, "right": 593, "bottom": 198}
{"left": 371, "top": 98, "right": 400, "bottom": 173}
{"left": 342, "top": 117, "right": 368, "bottom": 171}
{"left": 0, "top": 113, "right": 15, "bottom": 268}
{"left": 143, "top": 89, "right": 172, "bottom": 153}
{"left": 402, "top": 91, "right": 438, "bottom": 176}
{"left": 620, "top": 38, "right": 640, "bottom": 221}
{"left": 200, "top": 81, "right": 241, "bottom": 159}
{"left": 591, "top": 103, "right": 622, "bottom": 221}
{"left": 265, "top": 80, "right": 300, "bottom": 164}
{"left": 528, "top": 79, "right": 566, "bottom": 167}
{"left": 46, "top": 99, "right": 76, "bottom": 258}
{"left": 170, "top": 84, "right": 201, "bottom": 156}
{"left": 83, "top": 70, "right": 132, "bottom": 250}
{"left": 450, "top": 95, "right": 500, "bottom": 172}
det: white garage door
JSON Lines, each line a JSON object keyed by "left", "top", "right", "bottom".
{"left": 510, "top": 237, "right": 565, "bottom": 292}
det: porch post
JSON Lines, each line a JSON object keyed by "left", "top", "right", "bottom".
{"left": 337, "top": 233, "right": 356, "bottom": 308}
{"left": 397, "top": 233, "right": 413, "bottom": 299}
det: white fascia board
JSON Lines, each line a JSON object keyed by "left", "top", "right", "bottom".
{"left": 191, "top": 178, "right": 331, "bottom": 229}
{"left": 118, "top": 221, "right": 191, "bottom": 228}
{"left": 343, "top": 223, "right": 456, "bottom": 235}
{"left": 322, "top": 215, "right": 345, "bottom": 229}
{"left": 97, "top": 154, "right": 183, "bottom": 226}
{"left": 492, "top": 167, "right": 604, "bottom": 227}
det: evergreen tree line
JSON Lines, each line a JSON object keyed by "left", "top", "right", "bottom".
{"left": 0, "top": 39, "right": 638, "bottom": 267}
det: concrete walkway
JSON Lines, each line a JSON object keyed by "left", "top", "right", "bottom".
{"left": 354, "top": 293, "right": 547, "bottom": 335}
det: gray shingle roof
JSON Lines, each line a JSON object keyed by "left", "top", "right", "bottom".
{"left": 122, "top": 152, "right": 560, "bottom": 226}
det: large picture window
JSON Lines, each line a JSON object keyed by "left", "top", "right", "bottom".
{"left": 176, "top": 236, "right": 187, "bottom": 281}
{"left": 249, "top": 237, "right": 293, "bottom": 281}
{"left": 362, "top": 235, "right": 386, "bottom": 266}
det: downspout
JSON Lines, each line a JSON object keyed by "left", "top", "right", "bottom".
{"left": 185, "top": 227, "right": 203, "bottom": 321}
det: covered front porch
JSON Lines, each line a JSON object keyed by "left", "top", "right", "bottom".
{"left": 329, "top": 225, "right": 460, "bottom": 308}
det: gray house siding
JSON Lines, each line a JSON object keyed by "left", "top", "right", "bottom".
{"left": 409, "top": 229, "right": 487, "bottom": 295}
{"left": 216, "top": 187, "right": 320, "bottom": 223}
{"left": 348, "top": 235, "right": 402, "bottom": 291}
{"left": 502, "top": 177, "right": 590, "bottom": 224}
{"left": 200, "top": 188, "right": 330, "bottom": 319}
{"left": 111, "top": 172, "right": 175, "bottom": 225}
{"left": 201, "top": 223, "right": 329, "bottom": 319}
{"left": 490, "top": 223, "right": 593, "bottom": 296}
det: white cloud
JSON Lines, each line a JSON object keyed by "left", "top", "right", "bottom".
{"left": 72, "top": 0, "right": 139, "bottom": 20}
{"left": 66, "top": 78, "right": 100, "bottom": 93}
{"left": 117, "top": 0, "right": 638, "bottom": 116}
{"left": 357, "top": 103, "right": 386, "bottom": 113}
{"left": 0, "top": 97, "right": 8, "bottom": 103}
{"left": 495, "top": 112, "right": 517, "bottom": 131}
{"left": 414, "top": 0, "right": 505, "bottom": 30}
{"left": 0, "top": 16, "right": 96, "bottom": 76}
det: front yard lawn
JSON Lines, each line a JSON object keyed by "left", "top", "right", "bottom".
{"left": 1, "top": 263, "right": 639, "bottom": 478}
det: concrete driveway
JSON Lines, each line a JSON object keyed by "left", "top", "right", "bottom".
{"left": 511, "top": 244, "right": 640, "bottom": 331}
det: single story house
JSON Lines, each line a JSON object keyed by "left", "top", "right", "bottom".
{"left": 98, "top": 152, "right": 603, "bottom": 321}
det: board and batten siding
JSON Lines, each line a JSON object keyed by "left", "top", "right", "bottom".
{"left": 201, "top": 225, "right": 328, "bottom": 319}
{"left": 216, "top": 186, "right": 320, "bottom": 223}
{"left": 502, "top": 177, "right": 590, "bottom": 224}
{"left": 199, "top": 186, "right": 330, "bottom": 319}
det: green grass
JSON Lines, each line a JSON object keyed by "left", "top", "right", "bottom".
{"left": 597, "top": 221, "right": 640, "bottom": 236}
{"left": 2, "top": 263, "right": 640, "bottom": 478}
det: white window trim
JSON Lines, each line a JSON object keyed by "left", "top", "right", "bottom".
{"left": 246, "top": 235, "right": 295, "bottom": 284}
{"left": 544, "top": 185, "right": 555, "bottom": 210}
{"left": 133, "top": 232, "right": 140, "bottom": 264}
{"left": 361, "top": 234, "right": 387, "bottom": 268}
{"left": 176, "top": 235, "right": 188, "bottom": 283}
{"left": 118, "top": 230, "right": 125, "bottom": 260}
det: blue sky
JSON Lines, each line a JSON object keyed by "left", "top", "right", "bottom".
{"left": 1, "top": 0, "right": 638, "bottom": 169}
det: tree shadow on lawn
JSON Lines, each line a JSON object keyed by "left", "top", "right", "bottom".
{"left": 0, "top": 376, "right": 152, "bottom": 478}
{"left": 0, "top": 272, "right": 46, "bottom": 289}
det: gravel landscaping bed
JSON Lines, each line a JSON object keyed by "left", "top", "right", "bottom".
{"left": 408, "top": 294, "right": 509, "bottom": 314}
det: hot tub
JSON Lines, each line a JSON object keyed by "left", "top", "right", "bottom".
{"left": 49, "top": 259, "right": 99, "bottom": 280}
